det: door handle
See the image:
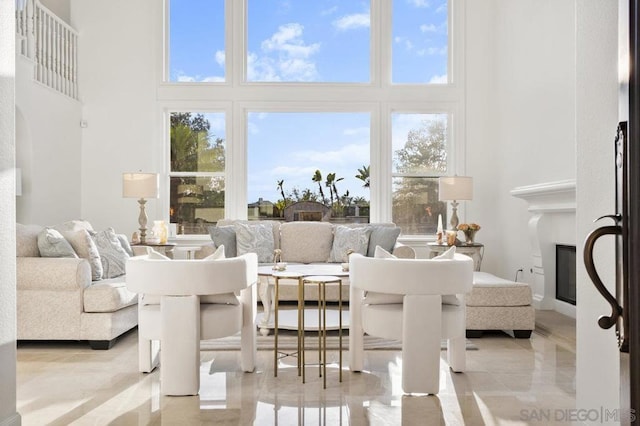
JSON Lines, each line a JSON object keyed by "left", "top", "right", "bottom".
{"left": 583, "top": 223, "right": 623, "bottom": 329}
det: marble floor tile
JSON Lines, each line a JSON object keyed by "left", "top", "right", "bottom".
{"left": 16, "top": 328, "right": 576, "bottom": 425}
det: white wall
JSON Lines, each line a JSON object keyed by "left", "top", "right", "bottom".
{"left": 71, "top": 0, "right": 161, "bottom": 236}
{"left": 575, "top": 0, "right": 620, "bottom": 419}
{"left": 0, "top": 0, "right": 21, "bottom": 423}
{"left": 465, "top": 0, "right": 577, "bottom": 283}
{"left": 15, "top": 57, "right": 83, "bottom": 225}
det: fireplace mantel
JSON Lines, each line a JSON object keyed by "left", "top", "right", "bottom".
{"left": 511, "top": 179, "right": 576, "bottom": 316}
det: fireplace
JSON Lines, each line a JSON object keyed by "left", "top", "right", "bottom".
{"left": 556, "top": 244, "right": 576, "bottom": 305}
{"left": 511, "top": 179, "right": 576, "bottom": 317}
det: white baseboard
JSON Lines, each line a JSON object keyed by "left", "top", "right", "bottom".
{"left": 554, "top": 299, "right": 576, "bottom": 318}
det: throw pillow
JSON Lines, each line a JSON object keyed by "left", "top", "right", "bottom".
{"left": 37, "top": 228, "right": 78, "bottom": 258}
{"left": 433, "top": 246, "right": 460, "bottom": 305}
{"left": 209, "top": 225, "right": 237, "bottom": 257}
{"left": 59, "top": 228, "right": 103, "bottom": 281}
{"left": 234, "top": 222, "right": 274, "bottom": 263}
{"left": 366, "top": 226, "right": 401, "bottom": 257}
{"left": 203, "top": 244, "right": 225, "bottom": 260}
{"left": 92, "top": 228, "right": 130, "bottom": 279}
{"left": 116, "top": 234, "right": 134, "bottom": 256}
{"left": 328, "top": 226, "right": 372, "bottom": 263}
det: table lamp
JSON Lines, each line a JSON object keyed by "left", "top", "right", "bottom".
{"left": 123, "top": 172, "right": 159, "bottom": 244}
{"left": 438, "top": 176, "right": 473, "bottom": 230}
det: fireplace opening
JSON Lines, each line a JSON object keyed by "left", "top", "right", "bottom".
{"left": 556, "top": 244, "right": 576, "bottom": 305}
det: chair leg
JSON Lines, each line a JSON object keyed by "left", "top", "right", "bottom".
{"left": 138, "top": 335, "right": 160, "bottom": 373}
{"left": 403, "top": 295, "right": 441, "bottom": 394}
{"left": 161, "top": 295, "right": 200, "bottom": 396}
{"left": 240, "top": 285, "right": 257, "bottom": 372}
{"left": 349, "top": 287, "right": 365, "bottom": 372}
{"left": 447, "top": 335, "right": 466, "bottom": 372}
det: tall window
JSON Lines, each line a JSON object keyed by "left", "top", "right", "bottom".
{"left": 169, "top": 112, "right": 226, "bottom": 234}
{"left": 247, "top": 112, "right": 371, "bottom": 221}
{"left": 163, "top": 0, "right": 462, "bottom": 237}
{"left": 246, "top": 1, "right": 370, "bottom": 82}
{"left": 392, "top": 113, "right": 448, "bottom": 234}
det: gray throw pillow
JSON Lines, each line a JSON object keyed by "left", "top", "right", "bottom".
{"left": 57, "top": 228, "right": 103, "bottom": 281}
{"left": 328, "top": 226, "right": 372, "bottom": 263}
{"left": 209, "top": 225, "right": 237, "bottom": 257}
{"left": 116, "top": 234, "right": 134, "bottom": 256}
{"left": 234, "top": 222, "right": 274, "bottom": 263}
{"left": 37, "top": 227, "right": 78, "bottom": 258}
{"left": 366, "top": 226, "right": 401, "bottom": 257}
{"left": 92, "top": 228, "right": 130, "bottom": 279}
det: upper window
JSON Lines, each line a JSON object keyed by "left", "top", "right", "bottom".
{"left": 392, "top": 0, "right": 449, "bottom": 84}
{"left": 247, "top": 1, "right": 371, "bottom": 83}
{"left": 168, "top": 0, "right": 225, "bottom": 82}
{"left": 169, "top": 112, "right": 226, "bottom": 234}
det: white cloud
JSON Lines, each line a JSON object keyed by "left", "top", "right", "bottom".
{"left": 333, "top": 13, "right": 370, "bottom": 31}
{"left": 261, "top": 23, "right": 320, "bottom": 58}
{"left": 249, "top": 23, "right": 321, "bottom": 81}
{"left": 428, "top": 74, "right": 447, "bottom": 84}
{"left": 270, "top": 165, "right": 319, "bottom": 178}
{"left": 175, "top": 73, "right": 224, "bottom": 82}
{"left": 409, "top": 0, "right": 430, "bottom": 8}
{"left": 420, "top": 23, "right": 437, "bottom": 33}
{"left": 215, "top": 50, "right": 225, "bottom": 67}
{"left": 426, "top": 46, "right": 447, "bottom": 55}
{"left": 391, "top": 113, "right": 446, "bottom": 151}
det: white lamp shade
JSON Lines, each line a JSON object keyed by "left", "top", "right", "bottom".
{"left": 123, "top": 173, "right": 159, "bottom": 199}
{"left": 438, "top": 176, "right": 473, "bottom": 201}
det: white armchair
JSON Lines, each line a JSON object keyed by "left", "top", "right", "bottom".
{"left": 348, "top": 252, "right": 474, "bottom": 394}
{"left": 126, "top": 252, "right": 258, "bottom": 396}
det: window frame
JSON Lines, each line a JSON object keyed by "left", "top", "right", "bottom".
{"left": 158, "top": 0, "right": 466, "bottom": 240}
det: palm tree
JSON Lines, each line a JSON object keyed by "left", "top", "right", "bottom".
{"left": 325, "top": 173, "right": 336, "bottom": 206}
{"left": 355, "top": 165, "right": 370, "bottom": 188}
{"left": 312, "top": 170, "right": 326, "bottom": 204}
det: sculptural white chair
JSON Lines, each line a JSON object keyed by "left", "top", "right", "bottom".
{"left": 348, "top": 252, "right": 474, "bottom": 394}
{"left": 126, "top": 252, "right": 258, "bottom": 396}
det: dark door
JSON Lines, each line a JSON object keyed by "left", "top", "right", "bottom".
{"left": 584, "top": 1, "right": 640, "bottom": 423}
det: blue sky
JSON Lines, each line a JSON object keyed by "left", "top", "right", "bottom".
{"left": 169, "top": 0, "right": 448, "bottom": 203}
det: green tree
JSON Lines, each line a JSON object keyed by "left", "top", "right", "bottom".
{"left": 392, "top": 119, "right": 448, "bottom": 234}
{"left": 170, "top": 112, "right": 226, "bottom": 228}
{"left": 355, "top": 165, "right": 370, "bottom": 188}
{"left": 312, "top": 170, "right": 326, "bottom": 204}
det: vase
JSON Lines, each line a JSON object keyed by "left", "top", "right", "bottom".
{"left": 463, "top": 229, "right": 477, "bottom": 245}
{"left": 151, "top": 220, "right": 168, "bottom": 244}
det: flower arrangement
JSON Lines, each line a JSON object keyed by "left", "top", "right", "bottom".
{"left": 457, "top": 223, "right": 481, "bottom": 232}
{"left": 457, "top": 223, "right": 481, "bottom": 244}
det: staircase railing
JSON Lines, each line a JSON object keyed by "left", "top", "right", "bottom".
{"left": 16, "top": 0, "right": 79, "bottom": 100}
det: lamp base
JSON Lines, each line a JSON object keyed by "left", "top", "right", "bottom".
{"left": 138, "top": 198, "right": 148, "bottom": 244}
{"left": 449, "top": 200, "right": 460, "bottom": 230}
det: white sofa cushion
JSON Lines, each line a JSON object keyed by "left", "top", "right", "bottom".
{"left": 280, "top": 221, "right": 334, "bottom": 263}
{"left": 16, "top": 223, "right": 44, "bottom": 257}
{"left": 84, "top": 278, "right": 138, "bottom": 313}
